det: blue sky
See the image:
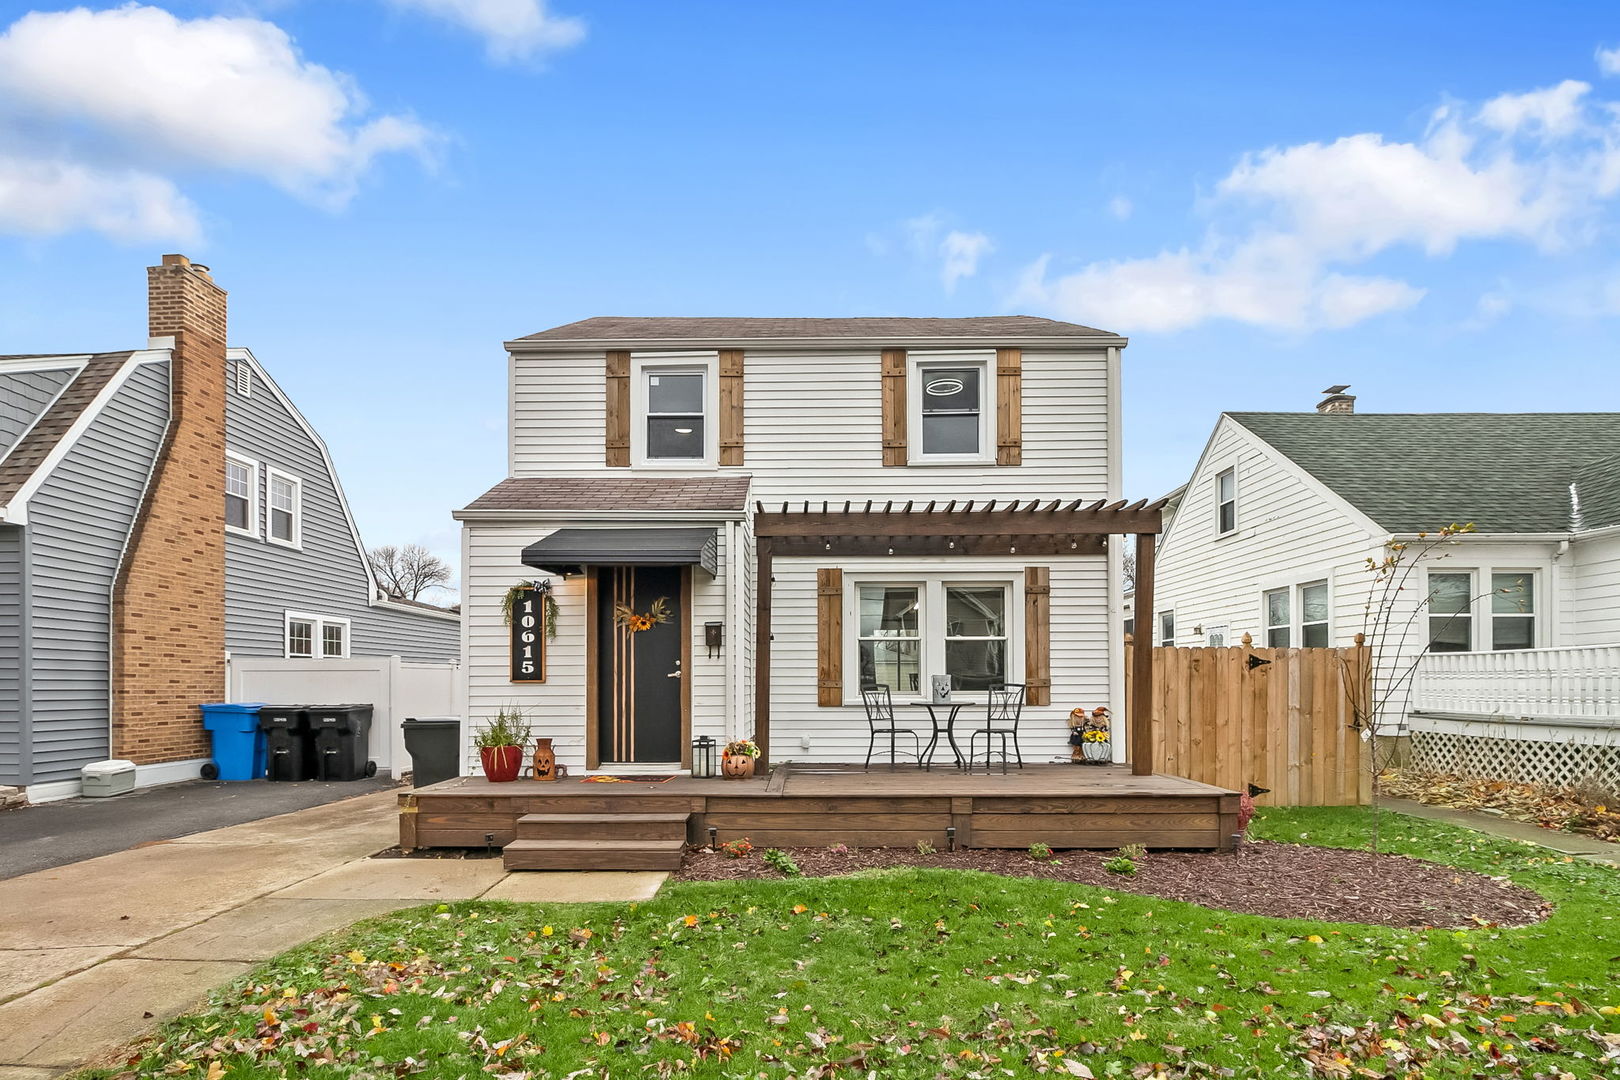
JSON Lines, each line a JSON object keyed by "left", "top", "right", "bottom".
{"left": 5, "top": 1, "right": 1620, "bottom": 595}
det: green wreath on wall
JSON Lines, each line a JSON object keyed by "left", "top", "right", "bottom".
{"left": 501, "top": 579, "right": 559, "bottom": 640}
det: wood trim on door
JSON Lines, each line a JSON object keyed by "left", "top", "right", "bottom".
{"left": 585, "top": 568, "right": 600, "bottom": 769}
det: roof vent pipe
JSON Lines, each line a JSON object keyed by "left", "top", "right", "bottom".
{"left": 1317, "top": 385, "right": 1355, "bottom": 414}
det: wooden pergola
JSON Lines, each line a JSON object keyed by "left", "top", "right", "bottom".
{"left": 753, "top": 497, "right": 1168, "bottom": 774}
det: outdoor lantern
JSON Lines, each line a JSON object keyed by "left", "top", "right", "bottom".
{"left": 691, "top": 736, "right": 718, "bottom": 778}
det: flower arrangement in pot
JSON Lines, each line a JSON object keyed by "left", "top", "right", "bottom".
{"left": 475, "top": 706, "right": 532, "bottom": 782}
{"left": 1067, "top": 706, "right": 1112, "bottom": 765}
{"left": 721, "top": 738, "right": 761, "bottom": 779}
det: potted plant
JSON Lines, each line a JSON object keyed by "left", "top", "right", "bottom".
{"left": 476, "top": 707, "right": 531, "bottom": 782}
{"left": 721, "top": 738, "right": 760, "bottom": 779}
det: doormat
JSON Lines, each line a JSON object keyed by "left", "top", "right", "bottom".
{"left": 580, "top": 774, "right": 675, "bottom": 784}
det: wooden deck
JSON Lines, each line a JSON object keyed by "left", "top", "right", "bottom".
{"left": 400, "top": 764, "right": 1241, "bottom": 867}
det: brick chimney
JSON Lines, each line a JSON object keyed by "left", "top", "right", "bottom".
{"left": 1316, "top": 384, "right": 1356, "bottom": 414}
{"left": 111, "top": 255, "right": 229, "bottom": 767}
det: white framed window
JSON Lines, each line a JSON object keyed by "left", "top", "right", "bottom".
{"left": 848, "top": 574, "right": 1021, "bottom": 700}
{"left": 908, "top": 352, "right": 995, "bottom": 463}
{"left": 1426, "top": 571, "right": 1474, "bottom": 652}
{"left": 266, "top": 468, "right": 302, "bottom": 548}
{"left": 1491, "top": 571, "right": 1535, "bottom": 651}
{"left": 1158, "top": 610, "right": 1175, "bottom": 647}
{"left": 1263, "top": 587, "right": 1291, "bottom": 646}
{"left": 1300, "top": 581, "right": 1330, "bottom": 647}
{"left": 285, "top": 611, "right": 350, "bottom": 659}
{"left": 234, "top": 360, "right": 253, "bottom": 397}
{"left": 631, "top": 353, "right": 718, "bottom": 465}
{"left": 1215, "top": 467, "right": 1237, "bottom": 534}
{"left": 224, "top": 452, "right": 258, "bottom": 537}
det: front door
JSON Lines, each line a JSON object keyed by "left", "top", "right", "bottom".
{"left": 596, "top": 566, "right": 684, "bottom": 763}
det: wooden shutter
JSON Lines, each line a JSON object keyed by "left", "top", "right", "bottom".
{"left": 604, "top": 350, "right": 630, "bottom": 467}
{"left": 718, "top": 348, "right": 745, "bottom": 466}
{"left": 881, "top": 348, "right": 907, "bottom": 466}
{"left": 996, "top": 347, "right": 1023, "bottom": 466}
{"left": 817, "top": 567, "right": 843, "bottom": 706}
{"left": 1024, "top": 566, "right": 1051, "bottom": 705}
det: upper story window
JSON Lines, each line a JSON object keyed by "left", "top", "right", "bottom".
{"left": 632, "top": 354, "right": 718, "bottom": 466}
{"left": 1216, "top": 467, "right": 1237, "bottom": 534}
{"left": 225, "top": 453, "right": 258, "bottom": 537}
{"left": 267, "top": 468, "right": 303, "bottom": 548}
{"left": 909, "top": 353, "right": 994, "bottom": 463}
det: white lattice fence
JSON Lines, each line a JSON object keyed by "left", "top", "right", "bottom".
{"left": 1409, "top": 728, "right": 1620, "bottom": 796}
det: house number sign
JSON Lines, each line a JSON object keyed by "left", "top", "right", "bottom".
{"left": 510, "top": 587, "right": 546, "bottom": 683}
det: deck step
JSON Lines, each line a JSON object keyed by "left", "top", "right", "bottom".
{"left": 515, "top": 813, "right": 690, "bottom": 841}
{"left": 502, "top": 838, "right": 686, "bottom": 871}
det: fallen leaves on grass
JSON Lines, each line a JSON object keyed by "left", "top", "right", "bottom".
{"left": 1383, "top": 769, "right": 1620, "bottom": 842}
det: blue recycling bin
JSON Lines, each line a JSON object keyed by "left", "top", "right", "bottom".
{"left": 198, "top": 702, "right": 268, "bottom": 781}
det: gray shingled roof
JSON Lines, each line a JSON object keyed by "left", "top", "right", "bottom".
{"left": 1230, "top": 412, "right": 1620, "bottom": 534}
{"left": 0, "top": 352, "right": 133, "bottom": 504}
{"left": 1573, "top": 452, "right": 1620, "bottom": 532}
{"left": 463, "top": 476, "right": 753, "bottom": 512}
{"left": 515, "top": 315, "right": 1113, "bottom": 342}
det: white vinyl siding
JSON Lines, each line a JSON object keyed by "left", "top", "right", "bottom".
{"left": 1570, "top": 533, "right": 1620, "bottom": 645}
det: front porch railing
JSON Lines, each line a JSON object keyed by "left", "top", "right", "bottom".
{"left": 1411, "top": 642, "right": 1620, "bottom": 726}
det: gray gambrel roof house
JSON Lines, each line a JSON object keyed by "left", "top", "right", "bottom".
{"left": 1229, "top": 412, "right": 1620, "bottom": 534}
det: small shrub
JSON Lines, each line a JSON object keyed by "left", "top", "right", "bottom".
{"left": 718, "top": 837, "right": 753, "bottom": 859}
{"left": 827, "top": 843, "right": 851, "bottom": 856}
{"left": 1103, "top": 855, "right": 1137, "bottom": 875}
{"left": 915, "top": 839, "right": 937, "bottom": 855}
{"left": 1027, "top": 842, "right": 1054, "bottom": 861}
{"left": 1117, "top": 843, "right": 1147, "bottom": 860}
{"left": 762, "top": 848, "right": 801, "bottom": 876}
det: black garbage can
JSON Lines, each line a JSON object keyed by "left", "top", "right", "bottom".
{"left": 258, "top": 705, "right": 314, "bottom": 782}
{"left": 402, "top": 717, "right": 462, "bottom": 788}
{"left": 307, "top": 704, "right": 377, "bottom": 781}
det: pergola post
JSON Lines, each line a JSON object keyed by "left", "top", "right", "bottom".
{"left": 753, "top": 536, "right": 773, "bottom": 769}
{"left": 1130, "top": 530, "right": 1156, "bottom": 776}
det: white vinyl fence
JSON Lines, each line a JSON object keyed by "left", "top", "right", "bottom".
{"left": 226, "top": 655, "right": 462, "bottom": 777}
{"left": 1409, "top": 643, "right": 1620, "bottom": 794}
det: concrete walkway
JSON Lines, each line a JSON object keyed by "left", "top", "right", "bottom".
{"left": 1379, "top": 796, "right": 1620, "bottom": 867}
{"left": 0, "top": 790, "right": 666, "bottom": 1077}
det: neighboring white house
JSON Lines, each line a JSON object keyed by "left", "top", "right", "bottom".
{"left": 1153, "top": 389, "right": 1620, "bottom": 789}
{"left": 455, "top": 316, "right": 1136, "bottom": 772}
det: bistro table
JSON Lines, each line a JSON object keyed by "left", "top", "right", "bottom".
{"left": 906, "top": 700, "right": 969, "bottom": 770}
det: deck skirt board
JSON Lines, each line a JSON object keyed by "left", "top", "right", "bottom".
{"left": 401, "top": 765, "right": 1240, "bottom": 862}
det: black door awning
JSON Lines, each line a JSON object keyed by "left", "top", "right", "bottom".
{"left": 521, "top": 527, "right": 720, "bottom": 577}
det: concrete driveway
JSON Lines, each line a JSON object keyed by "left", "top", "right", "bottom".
{"left": 0, "top": 790, "right": 666, "bottom": 1078}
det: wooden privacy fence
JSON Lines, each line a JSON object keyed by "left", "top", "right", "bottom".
{"left": 1125, "top": 634, "right": 1372, "bottom": 805}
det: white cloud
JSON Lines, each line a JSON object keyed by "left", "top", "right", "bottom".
{"left": 1598, "top": 45, "right": 1620, "bottom": 77}
{"left": 0, "top": 154, "right": 200, "bottom": 243}
{"left": 939, "top": 230, "right": 992, "bottom": 292}
{"left": 0, "top": 4, "right": 435, "bottom": 241}
{"left": 1018, "top": 76, "right": 1620, "bottom": 333}
{"left": 383, "top": 0, "right": 584, "bottom": 63}
{"left": 1107, "top": 195, "right": 1133, "bottom": 221}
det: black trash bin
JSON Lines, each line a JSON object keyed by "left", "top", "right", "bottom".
{"left": 402, "top": 717, "right": 462, "bottom": 788}
{"left": 307, "top": 704, "right": 377, "bottom": 781}
{"left": 258, "top": 705, "right": 315, "bottom": 782}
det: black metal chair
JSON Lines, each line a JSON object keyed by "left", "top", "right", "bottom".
{"left": 860, "top": 684, "right": 922, "bottom": 769}
{"left": 967, "top": 683, "right": 1026, "bottom": 774}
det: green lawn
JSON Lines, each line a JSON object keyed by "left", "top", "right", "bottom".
{"left": 91, "top": 809, "right": 1620, "bottom": 1079}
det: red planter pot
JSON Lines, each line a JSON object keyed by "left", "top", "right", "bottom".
{"left": 480, "top": 745, "right": 524, "bottom": 782}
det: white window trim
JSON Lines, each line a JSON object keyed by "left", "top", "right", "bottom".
{"left": 630, "top": 351, "right": 719, "bottom": 468}
{"left": 1255, "top": 578, "right": 1334, "bottom": 648}
{"left": 284, "top": 610, "right": 351, "bottom": 660}
{"left": 265, "top": 467, "right": 304, "bottom": 549}
{"left": 224, "top": 451, "right": 259, "bottom": 539}
{"left": 1299, "top": 580, "right": 1330, "bottom": 647}
{"left": 1215, "top": 465, "right": 1238, "bottom": 536}
{"left": 1262, "top": 586, "right": 1292, "bottom": 647}
{"left": 1424, "top": 565, "right": 1543, "bottom": 652}
{"left": 1158, "top": 609, "right": 1175, "bottom": 647}
{"left": 842, "top": 571, "right": 1024, "bottom": 705}
{"left": 907, "top": 350, "right": 997, "bottom": 465}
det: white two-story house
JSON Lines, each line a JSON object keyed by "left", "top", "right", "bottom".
{"left": 455, "top": 316, "right": 1140, "bottom": 772}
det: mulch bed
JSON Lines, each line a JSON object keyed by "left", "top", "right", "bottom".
{"left": 675, "top": 840, "right": 1550, "bottom": 929}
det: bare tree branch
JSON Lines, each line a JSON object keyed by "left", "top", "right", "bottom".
{"left": 368, "top": 543, "right": 453, "bottom": 601}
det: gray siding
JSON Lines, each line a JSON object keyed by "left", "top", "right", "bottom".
{"left": 1, "top": 368, "right": 74, "bottom": 455}
{"left": 26, "top": 360, "right": 170, "bottom": 784}
{"left": 224, "top": 361, "right": 458, "bottom": 662}
{"left": 0, "top": 524, "right": 22, "bottom": 785}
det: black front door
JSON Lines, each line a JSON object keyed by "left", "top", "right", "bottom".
{"left": 597, "top": 566, "right": 684, "bottom": 763}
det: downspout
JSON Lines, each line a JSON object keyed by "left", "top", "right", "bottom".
{"left": 19, "top": 527, "right": 34, "bottom": 787}
{"left": 727, "top": 518, "right": 743, "bottom": 740}
{"left": 1105, "top": 345, "right": 1125, "bottom": 761}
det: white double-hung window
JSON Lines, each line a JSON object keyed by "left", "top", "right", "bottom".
{"left": 852, "top": 576, "right": 1017, "bottom": 698}
{"left": 1426, "top": 569, "right": 1537, "bottom": 652}
{"left": 1215, "top": 467, "right": 1237, "bottom": 534}
{"left": 909, "top": 352, "right": 994, "bottom": 463}
{"left": 633, "top": 353, "right": 717, "bottom": 465}
{"left": 224, "top": 453, "right": 258, "bottom": 536}
{"left": 1261, "top": 580, "right": 1331, "bottom": 647}
{"left": 266, "top": 468, "right": 302, "bottom": 547}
